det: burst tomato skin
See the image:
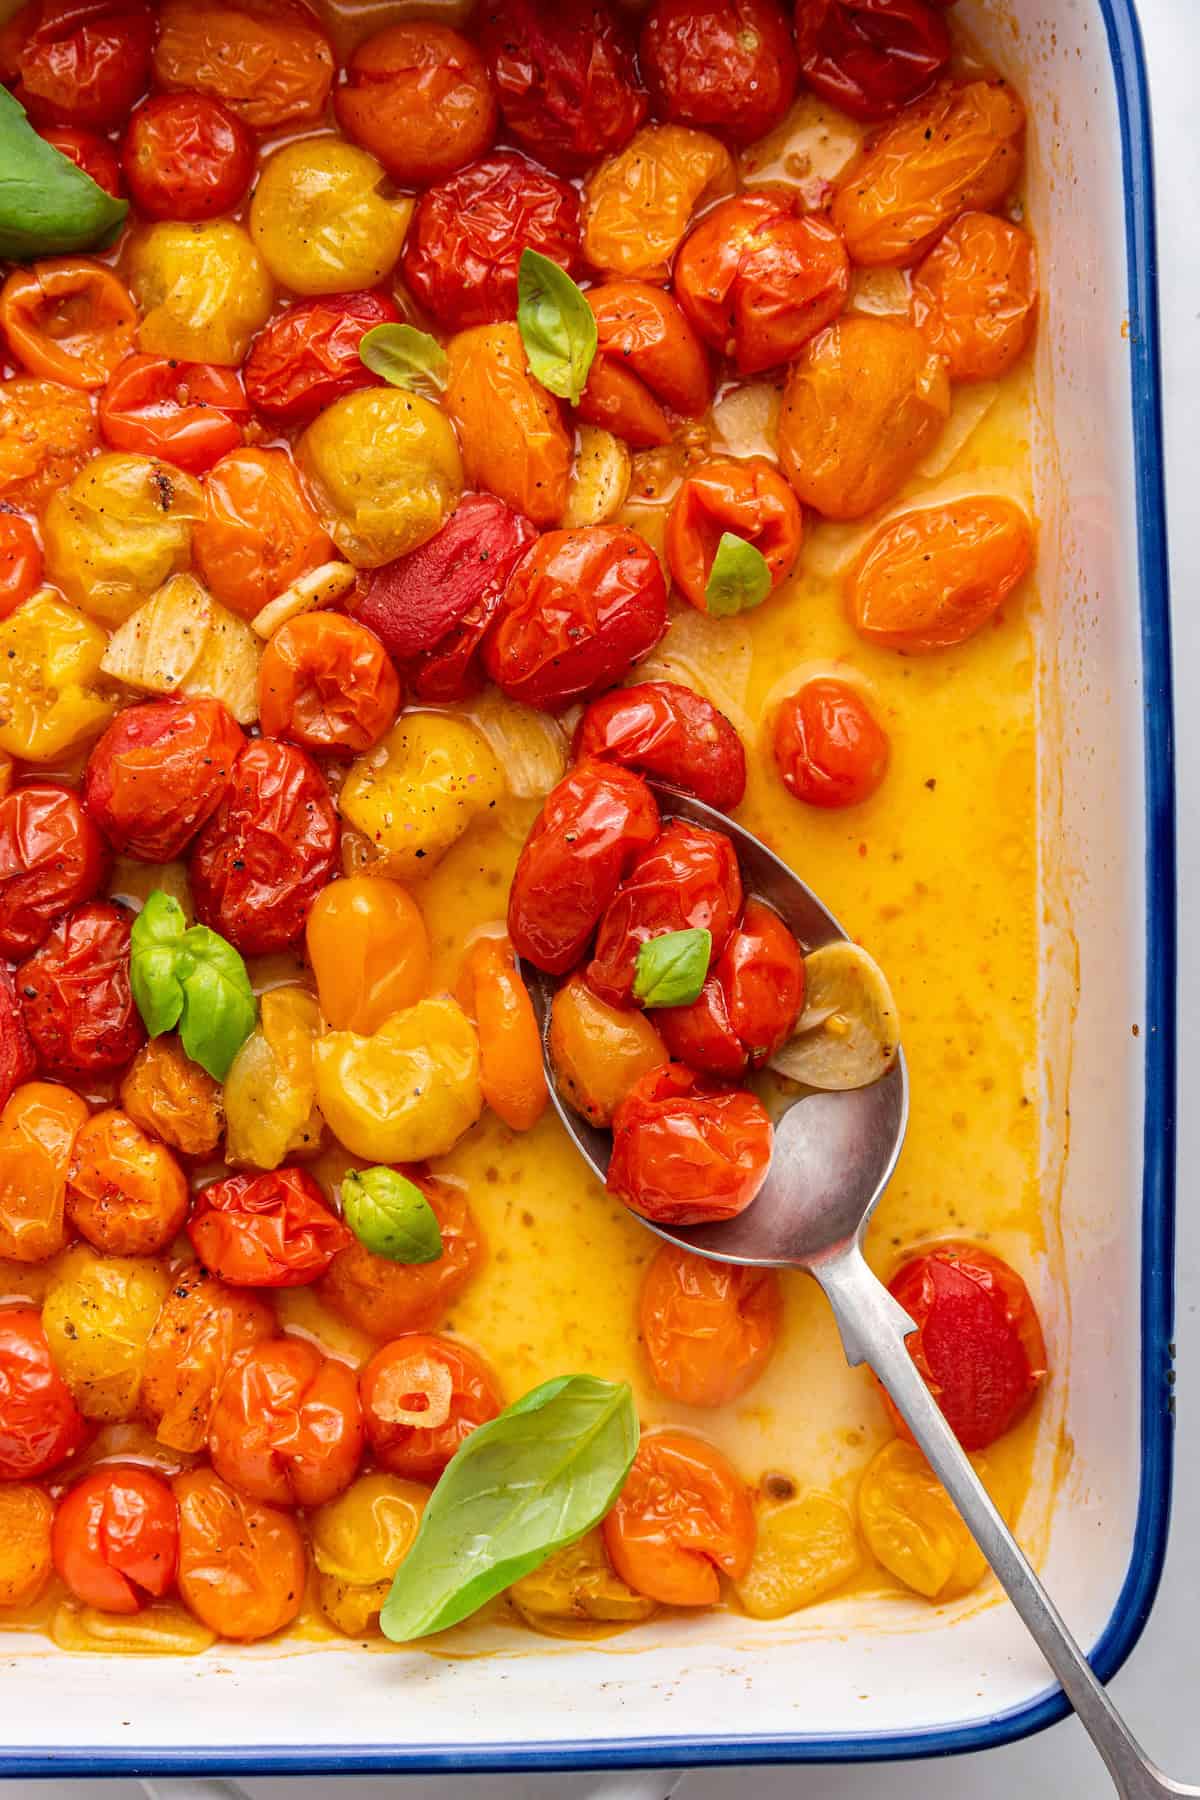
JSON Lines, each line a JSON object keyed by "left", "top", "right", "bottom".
{"left": 640, "top": 0, "right": 799, "bottom": 145}
{"left": 483, "top": 525, "right": 668, "bottom": 713}
{"left": 83, "top": 698, "right": 245, "bottom": 864}
{"left": 121, "top": 94, "right": 256, "bottom": 223}
{"left": 480, "top": 0, "right": 646, "bottom": 176}
{"left": 910, "top": 211, "right": 1039, "bottom": 383}
{"left": 0, "top": 258, "right": 136, "bottom": 391}
{"left": 319, "top": 1176, "right": 484, "bottom": 1338}
{"left": 257, "top": 614, "right": 401, "bottom": 756}
{"left": 603, "top": 1426, "right": 755, "bottom": 1605}
{"left": 208, "top": 1338, "right": 365, "bottom": 1509}
{"left": 578, "top": 281, "right": 712, "bottom": 449}
{"left": 151, "top": 0, "right": 335, "bottom": 132}
{"left": 141, "top": 1264, "right": 275, "bottom": 1454}
{"left": 334, "top": 23, "right": 497, "bottom": 186}
{"left": 666, "top": 456, "right": 803, "bottom": 612}
{"left": 607, "top": 1062, "right": 773, "bottom": 1225}
{"left": 660, "top": 897, "right": 805, "bottom": 1074}
{"left": 0, "top": 971, "right": 36, "bottom": 1113}
{"left": 98, "top": 356, "right": 249, "bottom": 474}
{"left": 773, "top": 677, "right": 890, "bottom": 808}
{"left": 243, "top": 291, "right": 400, "bottom": 427}
{"left": 2, "top": 0, "right": 155, "bottom": 130}
{"left": 587, "top": 818, "right": 743, "bottom": 1008}
{"left": 0, "top": 513, "right": 43, "bottom": 622}
{"left": 0, "top": 781, "right": 108, "bottom": 958}
{"left": 794, "top": 0, "right": 951, "bottom": 121}
{"left": 188, "top": 1167, "right": 352, "bottom": 1289}
{"left": 574, "top": 681, "right": 746, "bottom": 812}
{"left": 193, "top": 446, "right": 333, "bottom": 623}
{"left": 190, "top": 738, "right": 339, "bottom": 955}
{"left": 17, "top": 899, "right": 144, "bottom": 1076}
{"left": 52, "top": 1466, "right": 179, "bottom": 1613}
{"left": 35, "top": 124, "right": 122, "bottom": 194}
{"left": 0, "top": 1305, "right": 88, "bottom": 1479}
{"left": 174, "top": 1466, "right": 306, "bottom": 1643}
{"left": 360, "top": 1332, "right": 503, "bottom": 1483}
{"left": 640, "top": 1244, "right": 783, "bottom": 1407}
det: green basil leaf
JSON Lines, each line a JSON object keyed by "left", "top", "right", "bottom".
{"left": 359, "top": 323, "right": 448, "bottom": 399}
{"left": 380, "top": 1374, "right": 639, "bottom": 1642}
{"left": 632, "top": 927, "right": 712, "bottom": 1008}
{"left": 516, "top": 249, "right": 597, "bottom": 405}
{"left": 129, "top": 891, "right": 189, "bottom": 1038}
{"left": 704, "top": 531, "right": 772, "bottom": 618}
{"left": 0, "top": 88, "right": 128, "bottom": 259}
{"left": 130, "top": 893, "right": 256, "bottom": 1080}
{"left": 342, "top": 1167, "right": 443, "bottom": 1264}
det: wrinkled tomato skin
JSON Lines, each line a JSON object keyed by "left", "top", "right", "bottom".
{"left": 0, "top": 1305, "right": 88, "bottom": 1479}
{"left": 0, "top": 513, "right": 42, "bottom": 621}
{"left": 319, "top": 1176, "right": 484, "bottom": 1338}
{"left": 794, "top": 0, "right": 951, "bottom": 121}
{"left": 885, "top": 1243, "right": 1047, "bottom": 1449}
{"left": 847, "top": 496, "right": 1034, "bottom": 652}
{"left": 193, "top": 446, "right": 333, "bottom": 623}
{"left": 360, "top": 1332, "right": 503, "bottom": 1483}
{"left": 587, "top": 819, "right": 743, "bottom": 1009}
{"left": 190, "top": 738, "right": 339, "bottom": 955}
{"left": 243, "top": 292, "right": 400, "bottom": 427}
{"left": 208, "top": 1339, "right": 364, "bottom": 1509}
{"left": 151, "top": 0, "right": 335, "bottom": 133}
{"left": 911, "top": 211, "right": 1039, "bottom": 383}
{"left": 574, "top": 681, "right": 746, "bottom": 812}
{"left": 18, "top": 900, "right": 143, "bottom": 1075}
{"left": 257, "top": 614, "right": 400, "bottom": 755}
{"left": 0, "top": 258, "right": 136, "bottom": 391}
{"left": 0, "top": 971, "right": 36, "bottom": 1112}
{"left": 483, "top": 525, "right": 668, "bottom": 713}
{"left": 657, "top": 971, "right": 747, "bottom": 1079}
{"left": 52, "top": 1466, "right": 178, "bottom": 1613}
{"left": 83, "top": 698, "right": 245, "bottom": 863}
{"left": 35, "top": 125, "right": 122, "bottom": 195}
{"left": 773, "top": 677, "right": 890, "bottom": 807}
{"left": 121, "top": 95, "right": 256, "bottom": 223}
{"left": 443, "top": 323, "right": 572, "bottom": 531}
{"left": 660, "top": 898, "right": 805, "bottom": 1073}
{"left": 401, "top": 152, "right": 581, "bottom": 333}
{"left": 508, "top": 759, "right": 660, "bottom": 975}
{"left": 174, "top": 1466, "right": 306, "bottom": 1643}
{"left": 141, "top": 1264, "right": 275, "bottom": 1454}
{"left": 2, "top": 0, "right": 155, "bottom": 130}
{"left": 666, "top": 455, "right": 803, "bottom": 611}
{"left": 0, "top": 781, "right": 108, "bottom": 958}
{"left": 640, "top": 0, "right": 799, "bottom": 145}
{"left": 578, "top": 282, "right": 712, "bottom": 448}
{"left": 98, "top": 356, "right": 249, "bottom": 474}
{"left": 188, "top": 1167, "right": 352, "bottom": 1289}
{"left": 607, "top": 1062, "right": 773, "bottom": 1226}
{"left": 603, "top": 1426, "right": 755, "bottom": 1605}
{"left": 335, "top": 23, "right": 497, "bottom": 186}
{"left": 480, "top": 0, "right": 646, "bottom": 176}
{"left": 640, "top": 1244, "right": 783, "bottom": 1407}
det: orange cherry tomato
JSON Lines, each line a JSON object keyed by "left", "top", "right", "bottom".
{"left": 83, "top": 697, "right": 245, "bottom": 862}
{"left": 587, "top": 817, "right": 742, "bottom": 1008}
{"left": 121, "top": 94, "right": 256, "bottom": 223}
{"left": 480, "top": 0, "right": 646, "bottom": 176}
{"left": 0, "top": 1305, "right": 88, "bottom": 1478}
{"left": 603, "top": 1427, "right": 755, "bottom": 1605}
{"left": 847, "top": 496, "right": 1034, "bottom": 652}
{"left": 258, "top": 614, "right": 401, "bottom": 756}
{"left": 188, "top": 1168, "right": 352, "bottom": 1289}
{"left": 0, "top": 375, "right": 99, "bottom": 511}
{"left": 659, "top": 896, "right": 805, "bottom": 1076}
{"left": 639, "top": 1243, "right": 783, "bottom": 1407}
{"left": 320, "top": 1176, "right": 484, "bottom": 1338}
{"left": 98, "top": 355, "right": 248, "bottom": 473}
{"left": 773, "top": 677, "right": 889, "bottom": 807}
{"left": 578, "top": 282, "right": 712, "bottom": 449}
{"left": 193, "top": 448, "right": 334, "bottom": 623}
{"left": 35, "top": 125, "right": 123, "bottom": 196}
{"left": 335, "top": 23, "right": 497, "bottom": 186}
{"left": 0, "top": 259, "right": 136, "bottom": 391}
{"left": 548, "top": 972, "right": 668, "bottom": 1129}
{"left": 911, "top": 211, "right": 1039, "bottom": 381}
{"left": 1, "top": 0, "right": 155, "bottom": 131}
{"left": 0, "top": 513, "right": 42, "bottom": 622}
{"left": 0, "top": 1082, "right": 88, "bottom": 1265}
{"left": 141, "top": 1264, "right": 275, "bottom": 1454}
{"left": 208, "top": 1338, "right": 364, "bottom": 1509}
{"left": 66, "top": 1108, "right": 190, "bottom": 1257}
{"left": 665, "top": 455, "right": 803, "bottom": 613}
{"left": 306, "top": 875, "right": 431, "bottom": 1036}
{"left": 640, "top": 0, "right": 798, "bottom": 145}
{"left": 52, "top": 1467, "right": 178, "bottom": 1614}
{"left": 360, "top": 1333, "right": 503, "bottom": 1483}
{"left": 607, "top": 1063, "right": 773, "bottom": 1226}
{"left": 151, "top": 0, "right": 335, "bottom": 131}
{"left": 457, "top": 935, "right": 548, "bottom": 1133}
{"left": 174, "top": 1466, "right": 306, "bottom": 1642}
{"left": 443, "top": 322, "right": 573, "bottom": 528}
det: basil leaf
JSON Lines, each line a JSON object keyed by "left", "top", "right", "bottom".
{"left": 130, "top": 892, "right": 256, "bottom": 1080}
{"left": 359, "top": 323, "right": 448, "bottom": 399}
{"left": 342, "top": 1167, "right": 443, "bottom": 1264}
{"left": 129, "top": 891, "right": 189, "bottom": 1037}
{"left": 517, "top": 249, "right": 597, "bottom": 405}
{"left": 705, "top": 531, "right": 772, "bottom": 618}
{"left": 633, "top": 927, "right": 712, "bottom": 1008}
{"left": 0, "top": 88, "right": 128, "bottom": 259}
{"left": 380, "top": 1375, "right": 639, "bottom": 1642}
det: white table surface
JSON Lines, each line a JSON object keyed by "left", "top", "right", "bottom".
{"left": 11, "top": 2, "right": 1199, "bottom": 1794}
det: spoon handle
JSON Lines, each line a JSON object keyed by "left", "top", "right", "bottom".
{"left": 813, "top": 1246, "right": 1195, "bottom": 1799}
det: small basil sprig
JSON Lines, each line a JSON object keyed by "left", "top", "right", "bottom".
{"left": 0, "top": 88, "right": 128, "bottom": 259}
{"left": 705, "top": 531, "right": 772, "bottom": 618}
{"left": 342, "top": 1167, "right": 443, "bottom": 1264}
{"left": 380, "top": 1375, "right": 639, "bottom": 1642}
{"left": 130, "top": 891, "right": 256, "bottom": 1080}
{"left": 633, "top": 928, "right": 712, "bottom": 1008}
{"left": 517, "top": 249, "right": 597, "bottom": 406}
{"left": 359, "top": 323, "right": 448, "bottom": 399}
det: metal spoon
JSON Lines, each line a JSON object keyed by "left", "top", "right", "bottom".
{"left": 521, "top": 784, "right": 1192, "bottom": 1800}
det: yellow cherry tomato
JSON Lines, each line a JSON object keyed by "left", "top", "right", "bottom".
{"left": 41, "top": 1245, "right": 170, "bottom": 1422}
{"left": 127, "top": 221, "right": 274, "bottom": 366}
{"left": 313, "top": 995, "right": 483, "bottom": 1163}
{"left": 0, "top": 1484, "right": 55, "bottom": 1609}
{"left": 510, "top": 1528, "right": 655, "bottom": 1636}
{"left": 306, "top": 876, "right": 431, "bottom": 1035}
{"left": 0, "top": 591, "right": 116, "bottom": 761}
{"left": 250, "top": 140, "right": 412, "bottom": 296}
{"left": 857, "top": 1439, "right": 1012, "bottom": 1601}
{"left": 583, "top": 124, "right": 736, "bottom": 280}
{"left": 311, "top": 1471, "right": 428, "bottom": 1637}
{"left": 735, "top": 1492, "right": 862, "bottom": 1619}
{"left": 338, "top": 713, "right": 503, "bottom": 878}
{"left": 43, "top": 452, "right": 204, "bottom": 628}
{"left": 223, "top": 986, "right": 323, "bottom": 1170}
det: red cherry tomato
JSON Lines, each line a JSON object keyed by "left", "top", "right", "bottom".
{"left": 660, "top": 897, "right": 805, "bottom": 1075}
{"left": 480, "top": 0, "right": 646, "bottom": 176}
{"left": 243, "top": 291, "right": 400, "bottom": 427}
{"left": 587, "top": 819, "right": 742, "bottom": 1008}
{"left": 665, "top": 455, "right": 803, "bottom": 612}
{"left": 0, "top": 969, "right": 36, "bottom": 1113}
{"left": 640, "top": 0, "right": 798, "bottom": 145}
{"left": 257, "top": 614, "right": 401, "bottom": 755}
{"left": 334, "top": 23, "right": 497, "bottom": 187}
{"left": 35, "top": 124, "right": 123, "bottom": 195}
{"left": 607, "top": 1062, "right": 773, "bottom": 1225}
{"left": 188, "top": 1167, "right": 352, "bottom": 1289}
{"left": 360, "top": 1332, "right": 503, "bottom": 1483}
{"left": 0, "top": 780, "right": 109, "bottom": 958}
{"left": 483, "top": 525, "right": 668, "bottom": 713}
{"left": 190, "top": 738, "right": 339, "bottom": 955}
{"left": 83, "top": 698, "right": 245, "bottom": 863}
{"left": 603, "top": 1426, "right": 755, "bottom": 1604}
{"left": 401, "top": 151, "right": 581, "bottom": 333}
{"left": 574, "top": 681, "right": 746, "bottom": 812}
{"left": 1, "top": 0, "right": 155, "bottom": 130}
{"left": 17, "top": 899, "right": 144, "bottom": 1076}
{"left": 52, "top": 1467, "right": 178, "bottom": 1613}
{"left": 98, "top": 355, "right": 249, "bottom": 473}
{"left": 121, "top": 93, "right": 256, "bottom": 222}
{"left": 885, "top": 1243, "right": 1047, "bottom": 1449}
{"left": 772, "top": 676, "right": 890, "bottom": 807}
{"left": 578, "top": 281, "right": 712, "bottom": 449}
{"left": 639, "top": 1243, "right": 782, "bottom": 1407}
{"left": 208, "top": 1339, "right": 364, "bottom": 1508}
{"left": 0, "top": 511, "right": 44, "bottom": 621}
{"left": 794, "top": 0, "right": 950, "bottom": 121}
{"left": 0, "top": 1305, "right": 88, "bottom": 1479}
{"left": 508, "top": 759, "right": 660, "bottom": 975}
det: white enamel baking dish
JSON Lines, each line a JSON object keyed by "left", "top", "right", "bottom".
{"left": 0, "top": 0, "right": 1173, "bottom": 1780}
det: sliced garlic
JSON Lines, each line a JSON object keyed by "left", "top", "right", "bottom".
{"left": 180, "top": 604, "right": 261, "bottom": 725}
{"left": 99, "top": 572, "right": 212, "bottom": 696}
{"left": 464, "top": 688, "right": 569, "bottom": 800}
{"left": 251, "top": 559, "right": 358, "bottom": 639}
{"left": 769, "top": 940, "right": 899, "bottom": 1091}
{"left": 561, "top": 427, "right": 632, "bottom": 528}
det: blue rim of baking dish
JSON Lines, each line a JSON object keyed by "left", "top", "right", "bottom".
{"left": 5, "top": 0, "right": 1174, "bottom": 1776}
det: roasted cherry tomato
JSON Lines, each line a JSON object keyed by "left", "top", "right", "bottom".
{"left": 98, "top": 355, "right": 248, "bottom": 474}
{"left": 443, "top": 324, "right": 573, "bottom": 530}
{"left": 457, "top": 934, "right": 548, "bottom": 1133}
{"left": 188, "top": 1167, "right": 351, "bottom": 1288}
{"left": 847, "top": 496, "right": 1034, "bottom": 652}
{"left": 665, "top": 455, "right": 803, "bottom": 612}
{"left": 0, "top": 589, "right": 114, "bottom": 761}
{"left": 508, "top": 759, "right": 660, "bottom": 975}
{"left": 480, "top": 0, "right": 645, "bottom": 175}
{"left": 320, "top": 1176, "right": 484, "bottom": 1338}
{"left": 120, "top": 1035, "right": 223, "bottom": 1159}
{"left": 674, "top": 195, "right": 849, "bottom": 376}
{"left": 640, "top": 0, "right": 798, "bottom": 144}
{"left": 549, "top": 973, "right": 667, "bottom": 1129}
{"left": 52, "top": 1467, "right": 178, "bottom": 1614}
{"left": 484, "top": 525, "right": 667, "bottom": 713}
{"left": 0, "top": 1484, "right": 54, "bottom": 1608}
{"left": 640, "top": 1244, "right": 782, "bottom": 1407}
{"left": 190, "top": 737, "right": 339, "bottom": 954}
{"left": 794, "top": 0, "right": 950, "bottom": 121}
{"left": 174, "top": 1467, "right": 306, "bottom": 1642}
{"left": 360, "top": 1333, "right": 503, "bottom": 1484}
{"left": 0, "top": 375, "right": 98, "bottom": 512}
{"left": 151, "top": 0, "right": 334, "bottom": 130}
{"left": 17, "top": 899, "right": 143, "bottom": 1075}
{"left": 249, "top": 139, "right": 410, "bottom": 300}
{"left": 335, "top": 23, "right": 497, "bottom": 185}
{"left": 0, "top": 1305, "right": 88, "bottom": 1479}
{"left": 208, "top": 1339, "right": 364, "bottom": 1509}
{"left": 258, "top": 615, "right": 400, "bottom": 756}
{"left": 306, "top": 876, "right": 431, "bottom": 1036}
{"left": 660, "top": 897, "right": 805, "bottom": 1074}
{"left": 885, "top": 1243, "right": 1047, "bottom": 1449}
{"left": 402, "top": 152, "right": 580, "bottom": 333}
{"left": 141, "top": 1264, "right": 274, "bottom": 1454}
{"left": 575, "top": 681, "right": 746, "bottom": 812}
{"left": 582, "top": 122, "right": 735, "bottom": 281}
{"left": 773, "top": 676, "right": 889, "bottom": 807}
{"left": 0, "top": 513, "right": 41, "bottom": 622}
{"left": 121, "top": 94, "right": 256, "bottom": 223}
{"left": 578, "top": 282, "right": 712, "bottom": 449}
{"left": 1, "top": 0, "right": 154, "bottom": 130}
{"left": 0, "top": 258, "right": 136, "bottom": 390}
{"left": 603, "top": 1427, "right": 755, "bottom": 1605}
{"left": 911, "top": 211, "right": 1039, "bottom": 382}
{"left": 587, "top": 819, "right": 742, "bottom": 1008}
{"left": 127, "top": 219, "right": 273, "bottom": 368}
{"left": 607, "top": 1062, "right": 772, "bottom": 1225}
{"left": 0, "top": 973, "right": 36, "bottom": 1116}
{"left": 83, "top": 698, "right": 245, "bottom": 863}
{"left": 243, "top": 291, "right": 399, "bottom": 427}
{"left": 66, "top": 1108, "right": 189, "bottom": 1258}
{"left": 0, "top": 780, "right": 107, "bottom": 958}
{"left": 0, "top": 1079, "right": 86, "bottom": 1262}
{"left": 35, "top": 124, "right": 122, "bottom": 194}
{"left": 193, "top": 447, "right": 333, "bottom": 623}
